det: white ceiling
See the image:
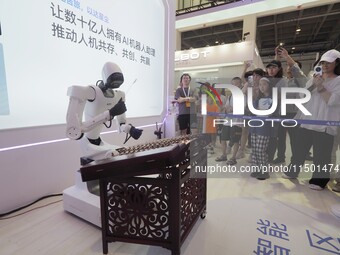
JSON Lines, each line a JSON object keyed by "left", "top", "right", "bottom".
{"left": 176, "top": 0, "right": 338, "bottom": 32}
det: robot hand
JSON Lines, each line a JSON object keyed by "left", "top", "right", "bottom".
{"left": 109, "top": 98, "right": 126, "bottom": 118}
{"left": 129, "top": 124, "right": 143, "bottom": 139}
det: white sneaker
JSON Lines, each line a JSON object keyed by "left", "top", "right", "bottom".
{"left": 309, "top": 184, "right": 324, "bottom": 191}
{"left": 332, "top": 182, "right": 340, "bottom": 192}
{"left": 236, "top": 149, "right": 245, "bottom": 159}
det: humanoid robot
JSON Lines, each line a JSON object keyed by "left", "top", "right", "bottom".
{"left": 66, "top": 61, "right": 142, "bottom": 160}
{"left": 63, "top": 62, "right": 142, "bottom": 226}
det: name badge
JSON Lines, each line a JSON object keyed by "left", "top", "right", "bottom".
{"left": 185, "top": 101, "right": 190, "bottom": 107}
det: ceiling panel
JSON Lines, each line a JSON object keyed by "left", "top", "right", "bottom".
{"left": 179, "top": 2, "right": 340, "bottom": 57}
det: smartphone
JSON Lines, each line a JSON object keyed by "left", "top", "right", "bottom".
{"left": 314, "top": 65, "right": 322, "bottom": 76}
{"left": 248, "top": 75, "right": 253, "bottom": 86}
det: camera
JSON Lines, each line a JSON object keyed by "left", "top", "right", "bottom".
{"left": 314, "top": 65, "right": 322, "bottom": 76}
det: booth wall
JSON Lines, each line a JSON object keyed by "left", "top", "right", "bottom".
{"left": 0, "top": 121, "right": 159, "bottom": 214}
{"left": 0, "top": 0, "right": 175, "bottom": 215}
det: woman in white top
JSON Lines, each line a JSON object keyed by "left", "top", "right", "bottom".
{"left": 283, "top": 49, "right": 340, "bottom": 190}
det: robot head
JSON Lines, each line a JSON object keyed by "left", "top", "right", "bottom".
{"left": 102, "top": 62, "right": 124, "bottom": 89}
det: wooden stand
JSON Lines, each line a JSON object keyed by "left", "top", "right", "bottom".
{"left": 80, "top": 136, "right": 208, "bottom": 255}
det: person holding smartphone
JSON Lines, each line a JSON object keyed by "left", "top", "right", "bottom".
{"left": 264, "top": 58, "right": 288, "bottom": 164}
{"left": 282, "top": 49, "right": 340, "bottom": 190}
{"left": 275, "top": 46, "right": 308, "bottom": 164}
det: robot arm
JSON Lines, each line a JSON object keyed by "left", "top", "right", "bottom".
{"left": 66, "top": 62, "right": 141, "bottom": 162}
{"left": 66, "top": 85, "right": 97, "bottom": 140}
{"left": 66, "top": 85, "right": 141, "bottom": 141}
{"left": 112, "top": 90, "right": 142, "bottom": 140}
{"left": 66, "top": 62, "right": 129, "bottom": 140}
{"left": 66, "top": 85, "right": 126, "bottom": 140}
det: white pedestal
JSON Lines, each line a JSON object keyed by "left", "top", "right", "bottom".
{"left": 63, "top": 171, "right": 101, "bottom": 227}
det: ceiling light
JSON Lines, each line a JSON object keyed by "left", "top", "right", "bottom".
{"left": 292, "top": 47, "right": 295, "bottom": 50}
{"left": 215, "top": 40, "right": 219, "bottom": 44}
{"left": 296, "top": 27, "right": 301, "bottom": 32}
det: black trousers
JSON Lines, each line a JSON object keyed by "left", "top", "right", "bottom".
{"left": 287, "top": 124, "right": 300, "bottom": 162}
{"left": 270, "top": 113, "right": 297, "bottom": 161}
{"left": 286, "top": 127, "right": 334, "bottom": 188}
{"left": 267, "top": 137, "right": 276, "bottom": 163}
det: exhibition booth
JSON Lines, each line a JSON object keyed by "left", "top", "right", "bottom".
{"left": 0, "top": 0, "right": 175, "bottom": 220}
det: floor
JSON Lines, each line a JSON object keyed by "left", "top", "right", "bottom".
{"left": 0, "top": 143, "right": 339, "bottom": 255}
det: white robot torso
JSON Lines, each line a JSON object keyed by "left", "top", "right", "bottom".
{"left": 66, "top": 62, "right": 132, "bottom": 161}
{"left": 79, "top": 86, "right": 126, "bottom": 160}
{"left": 84, "top": 85, "right": 125, "bottom": 140}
